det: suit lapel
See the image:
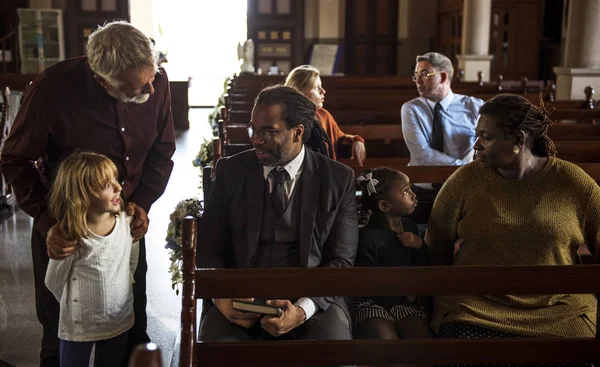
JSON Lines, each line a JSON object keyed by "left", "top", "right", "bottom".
{"left": 299, "top": 149, "right": 320, "bottom": 267}
{"left": 246, "top": 158, "right": 265, "bottom": 267}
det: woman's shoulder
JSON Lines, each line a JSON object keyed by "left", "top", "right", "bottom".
{"left": 547, "top": 157, "right": 597, "bottom": 189}
{"left": 442, "top": 161, "right": 486, "bottom": 188}
{"left": 316, "top": 107, "right": 334, "bottom": 120}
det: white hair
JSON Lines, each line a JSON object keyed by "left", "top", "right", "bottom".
{"left": 416, "top": 52, "right": 454, "bottom": 80}
{"left": 86, "top": 20, "right": 158, "bottom": 85}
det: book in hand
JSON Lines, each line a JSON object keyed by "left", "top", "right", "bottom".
{"left": 231, "top": 300, "right": 283, "bottom": 317}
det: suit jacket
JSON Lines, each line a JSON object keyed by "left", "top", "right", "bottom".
{"left": 197, "top": 147, "right": 359, "bottom": 313}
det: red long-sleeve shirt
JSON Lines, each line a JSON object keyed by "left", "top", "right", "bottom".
{"left": 0, "top": 56, "right": 175, "bottom": 234}
{"left": 316, "top": 107, "right": 364, "bottom": 160}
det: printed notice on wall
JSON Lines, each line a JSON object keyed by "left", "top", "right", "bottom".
{"left": 309, "top": 44, "right": 341, "bottom": 76}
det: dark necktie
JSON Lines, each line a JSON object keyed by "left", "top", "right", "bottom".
{"left": 270, "top": 168, "right": 288, "bottom": 217}
{"left": 431, "top": 103, "right": 444, "bottom": 152}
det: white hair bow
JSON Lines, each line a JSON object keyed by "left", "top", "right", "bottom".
{"left": 357, "top": 172, "right": 379, "bottom": 196}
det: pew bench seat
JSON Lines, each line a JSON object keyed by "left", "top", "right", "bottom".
{"left": 179, "top": 217, "right": 600, "bottom": 366}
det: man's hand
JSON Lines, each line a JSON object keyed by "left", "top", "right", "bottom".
{"left": 260, "top": 299, "right": 306, "bottom": 337}
{"left": 397, "top": 232, "right": 423, "bottom": 248}
{"left": 125, "top": 202, "right": 149, "bottom": 242}
{"left": 46, "top": 224, "right": 78, "bottom": 260}
{"left": 351, "top": 141, "right": 366, "bottom": 166}
{"left": 213, "top": 298, "right": 261, "bottom": 329}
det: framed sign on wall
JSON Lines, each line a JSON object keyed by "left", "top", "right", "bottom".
{"left": 309, "top": 44, "right": 342, "bottom": 75}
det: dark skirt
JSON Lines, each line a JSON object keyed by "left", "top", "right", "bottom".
{"left": 354, "top": 297, "right": 427, "bottom": 326}
{"left": 438, "top": 322, "right": 593, "bottom": 367}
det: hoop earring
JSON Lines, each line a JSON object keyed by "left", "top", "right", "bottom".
{"left": 513, "top": 145, "right": 520, "bottom": 154}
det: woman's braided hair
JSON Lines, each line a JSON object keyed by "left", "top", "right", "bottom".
{"left": 479, "top": 93, "right": 556, "bottom": 157}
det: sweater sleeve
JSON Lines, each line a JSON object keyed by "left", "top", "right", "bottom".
{"left": 320, "top": 108, "right": 364, "bottom": 144}
{"left": 45, "top": 256, "right": 74, "bottom": 302}
{"left": 582, "top": 180, "right": 600, "bottom": 264}
{"left": 403, "top": 218, "right": 431, "bottom": 266}
{"left": 355, "top": 230, "right": 379, "bottom": 267}
{"left": 425, "top": 169, "right": 466, "bottom": 265}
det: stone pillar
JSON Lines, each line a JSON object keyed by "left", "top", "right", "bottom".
{"left": 455, "top": 0, "right": 493, "bottom": 82}
{"left": 553, "top": 0, "right": 600, "bottom": 100}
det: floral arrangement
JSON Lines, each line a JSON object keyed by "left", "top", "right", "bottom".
{"left": 165, "top": 198, "right": 203, "bottom": 294}
{"left": 165, "top": 75, "right": 231, "bottom": 293}
{"left": 192, "top": 138, "right": 214, "bottom": 169}
{"left": 207, "top": 76, "right": 232, "bottom": 135}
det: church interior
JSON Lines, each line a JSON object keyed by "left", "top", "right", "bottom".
{"left": 1, "top": 0, "right": 600, "bottom": 366}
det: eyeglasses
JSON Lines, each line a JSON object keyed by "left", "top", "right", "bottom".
{"left": 412, "top": 71, "right": 442, "bottom": 82}
{"left": 247, "top": 125, "right": 289, "bottom": 141}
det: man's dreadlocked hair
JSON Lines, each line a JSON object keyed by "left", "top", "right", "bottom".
{"left": 254, "top": 85, "right": 315, "bottom": 143}
{"left": 357, "top": 167, "right": 404, "bottom": 226}
{"left": 479, "top": 93, "right": 557, "bottom": 157}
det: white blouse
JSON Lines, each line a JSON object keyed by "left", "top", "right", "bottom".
{"left": 45, "top": 212, "right": 139, "bottom": 342}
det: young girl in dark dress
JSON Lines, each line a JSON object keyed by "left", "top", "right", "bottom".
{"left": 354, "top": 168, "right": 432, "bottom": 339}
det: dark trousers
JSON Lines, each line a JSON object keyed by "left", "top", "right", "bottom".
{"left": 31, "top": 228, "right": 150, "bottom": 367}
{"left": 59, "top": 332, "right": 128, "bottom": 367}
{"left": 199, "top": 302, "right": 351, "bottom": 342}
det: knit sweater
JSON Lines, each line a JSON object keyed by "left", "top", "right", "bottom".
{"left": 316, "top": 108, "right": 364, "bottom": 160}
{"left": 427, "top": 158, "right": 599, "bottom": 338}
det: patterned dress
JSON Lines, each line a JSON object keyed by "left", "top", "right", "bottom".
{"left": 353, "top": 217, "right": 430, "bottom": 325}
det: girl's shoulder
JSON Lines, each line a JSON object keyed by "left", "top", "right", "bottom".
{"left": 401, "top": 217, "right": 419, "bottom": 235}
{"left": 117, "top": 211, "right": 133, "bottom": 230}
{"left": 360, "top": 224, "right": 395, "bottom": 245}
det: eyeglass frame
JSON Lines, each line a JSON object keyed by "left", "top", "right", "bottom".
{"left": 247, "top": 124, "right": 291, "bottom": 141}
{"left": 411, "top": 70, "right": 443, "bottom": 82}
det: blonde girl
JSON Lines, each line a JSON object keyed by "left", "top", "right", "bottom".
{"left": 45, "top": 151, "right": 138, "bottom": 367}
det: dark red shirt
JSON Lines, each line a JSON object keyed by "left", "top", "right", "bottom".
{"left": 0, "top": 56, "right": 176, "bottom": 233}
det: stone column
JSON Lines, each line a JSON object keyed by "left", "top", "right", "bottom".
{"left": 554, "top": 0, "right": 600, "bottom": 100}
{"left": 456, "top": 0, "right": 493, "bottom": 82}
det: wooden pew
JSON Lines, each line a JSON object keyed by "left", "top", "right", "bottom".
{"left": 220, "top": 86, "right": 599, "bottom": 151}
{"left": 340, "top": 159, "right": 600, "bottom": 182}
{"left": 128, "top": 343, "right": 162, "bottom": 367}
{"left": 229, "top": 74, "right": 545, "bottom": 95}
{"left": 0, "top": 73, "right": 35, "bottom": 92}
{"left": 221, "top": 125, "right": 600, "bottom": 162}
{"left": 179, "top": 217, "right": 600, "bottom": 367}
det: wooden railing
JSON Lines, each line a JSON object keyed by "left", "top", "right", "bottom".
{"left": 179, "top": 217, "right": 600, "bottom": 366}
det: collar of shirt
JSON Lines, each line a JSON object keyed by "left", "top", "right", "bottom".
{"left": 426, "top": 89, "right": 455, "bottom": 111}
{"left": 262, "top": 145, "right": 305, "bottom": 180}
{"left": 262, "top": 145, "right": 305, "bottom": 197}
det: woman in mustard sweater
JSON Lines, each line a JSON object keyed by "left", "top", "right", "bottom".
{"left": 284, "top": 65, "right": 367, "bottom": 166}
{"left": 426, "top": 94, "right": 599, "bottom": 339}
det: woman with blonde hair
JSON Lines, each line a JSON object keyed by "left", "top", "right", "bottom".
{"left": 44, "top": 151, "right": 138, "bottom": 367}
{"left": 285, "top": 65, "right": 367, "bottom": 165}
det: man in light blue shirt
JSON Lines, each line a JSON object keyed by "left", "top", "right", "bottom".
{"left": 401, "top": 52, "right": 484, "bottom": 166}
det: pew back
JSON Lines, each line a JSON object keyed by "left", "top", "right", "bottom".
{"left": 180, "top": 217, "right": 600, "bottom": 366}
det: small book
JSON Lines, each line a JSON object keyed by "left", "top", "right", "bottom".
{"left": 231, "top": 300, "right": 283, "bottom": 317}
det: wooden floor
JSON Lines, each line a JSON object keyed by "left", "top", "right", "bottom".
{"left": 0, "top": 108, "right": 213, "bottom": 367}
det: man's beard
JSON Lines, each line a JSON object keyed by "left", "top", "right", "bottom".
{"left": 254, "top": 136, "right": 293, "bottom": 167}
{"left": 106, "top": 87, "right": 150, "bottom": 104}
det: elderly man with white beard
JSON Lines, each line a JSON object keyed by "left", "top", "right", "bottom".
{"left": 0, "top": 20, "right": 175, "bottom": 367}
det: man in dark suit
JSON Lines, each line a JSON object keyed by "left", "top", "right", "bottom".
{"left": 197, "top": 85, "right": 358, "bottom": 341}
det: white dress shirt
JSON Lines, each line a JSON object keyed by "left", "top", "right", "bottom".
{"left": 401, "top": 90, "right": 484, "bottom": 166}
{"left": 261, "top": 146, "right": 317, "bottom": 320}
{"left": 45, "top": 212, "right": 139, "bottom": 342}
